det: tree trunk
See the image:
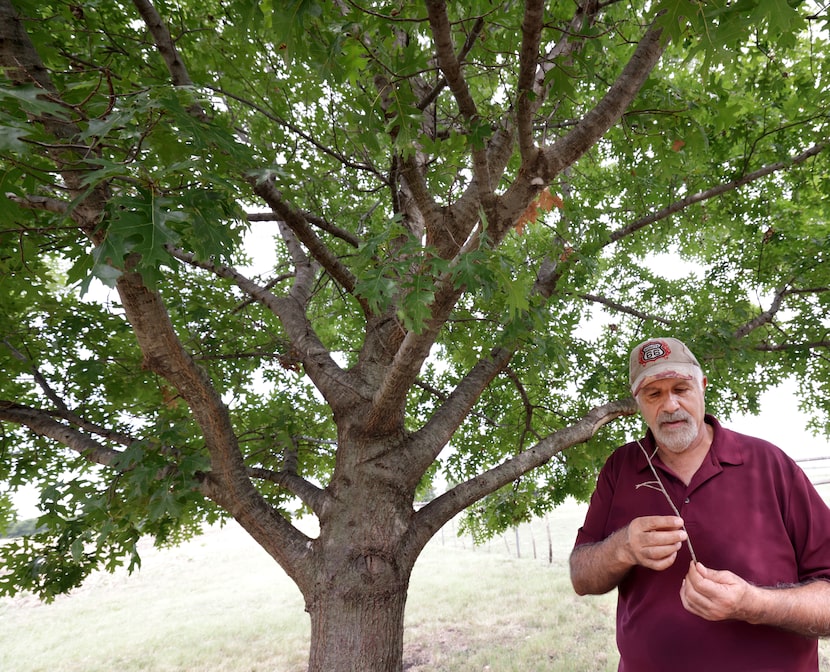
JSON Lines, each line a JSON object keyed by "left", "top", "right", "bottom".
{"left": 299, "top": 459, "right": 419, "bottom": 672}
{"left": 306, "top": 574, "right": 409, "bottom": 672}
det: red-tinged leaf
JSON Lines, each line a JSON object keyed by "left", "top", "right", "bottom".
{"left": 515, "top": 188, "right": 562, "bottom": 233}
{"left": 536, "top": 187, "right": 555, "bottom": 212}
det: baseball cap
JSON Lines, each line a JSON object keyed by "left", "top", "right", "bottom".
{"left": 629, "top": 337, "right": 702, "bottom": 396}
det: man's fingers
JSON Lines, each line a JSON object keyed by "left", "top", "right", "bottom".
{"left": 636, "top": 515, "right": 685, "bottom": 532}
{"left": 637, "top": 527, "right": 688, "bottom": 549}
{"left": 624, "top": 516, "right": 690, "bottom": 570}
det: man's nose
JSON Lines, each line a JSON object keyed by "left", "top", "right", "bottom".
{"left": 662, "top": 393, "right": 681, "bottom": 411}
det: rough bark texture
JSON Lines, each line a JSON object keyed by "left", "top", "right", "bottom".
{"left": 308, "top": 583, "right": 408, "bottom": 672}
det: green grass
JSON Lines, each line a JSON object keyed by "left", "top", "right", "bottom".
{"left": 404, "top": 502, "right": 618, "bottom": 671}
{"left": 1, "top": 498, "right": 828, "bottom": 671}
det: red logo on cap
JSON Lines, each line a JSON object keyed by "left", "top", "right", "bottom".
{"left": 639, "top": 341, "right": 671, "bottom": 365}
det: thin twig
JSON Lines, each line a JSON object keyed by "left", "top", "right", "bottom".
{"left": 636, "top": 440, "right": 698, "bottom": 563}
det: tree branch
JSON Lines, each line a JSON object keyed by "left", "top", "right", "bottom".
{"left": 535, "top": 0, "right": 603, "bottom": 94}
{"left": 167, "top": 246, "right": 372, "bottom": 410}
{"left": 733, "top": 284, "right": 788, "bottom": 339}
{"left": 210, "top": 84, "right": 383, "bottom": 180}
{"left": 504, "top": 366, "right": 539, "bottom": 449}
{"left": 5, "top": 193, "right": 68, "bottom": 214}
{"left": 412, "top": 377, "right": 504, "bottom": 431}
{"left": 539, "top": 24, "right": 667, "bottom": 180}
{"left": 609, "top": 142, "right": 828, "bottom": 244}
{"left": 0, "top": 0, "right": 109, "bottom": 234}
{"left": 2, "top": 339, "right": 139, "bottom": 447}
{"left": 113, "top": 271, "right": 257, "bottom": 504}
{"left": 0, "top": 4, "right": 311, "bottom": 560}
{"left": 425, "top": 0, "right": 492, "bottom": 195}
{"left": 398, "top": 153, "right": 444, "bottom": 237}
{"left": 0, "top": 401, "right": 211, "bottom": 493}
{"left": 112, "top": 267, "right": 321, "bottom": 578}
{"left": 535, "top": 141, "right": 830, "bottom": 299}
{"left": 131, "top": 0, "right": 212, "bottom": 124}
{"left": 0, "top": 402, "right": 126, "bottom": 469}
{"left": 516, "top": 0, "right": 545, "bottom": 162}
{"left": 246, "top": 210, "right": 361, "bottom": 248}
{"left": 493, "top": 22, "right": 667, "bottom": 252}
{"left": 415, "top": 16, "right": 485, "bottom": 112}
{"left": 363, "top": 272, "right": 466, "bottom": 433}
{"left": 247, "top": 467, "right": 331, "bottom": 516}
{"left": 580, "top": 293, "right": 674, "bottom": 326}
{"left": 276, "top": 220, "right": 319, "bottom": 304}
{"left": 424, "top": 0, "right": 478, "bottom": 123}
{"left": 403, "top": 346, "right": 515, "bottom": 476}
{"left": 252, "top": 177, "right": 360, "bottom": 299}
{"left": 132, "top": 0, "right": 193, "bottom": 87}
{"left": 754, "top": 340, "right": 830, "bottom": 352}
{"left": 0, "top": 1, "right": 63, "bottom": 111}
{"left": 363, "top": 228, "right": 497, "bottom": 434}
{"left": 410, "top": 398, "right": 638, "bottom": 547}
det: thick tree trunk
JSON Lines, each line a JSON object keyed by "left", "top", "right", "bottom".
{"left": 306, "top": 574, "right": 409, "bottom": 672}
{"left": 297, "top": 456, "right": 420, "bottom": 672}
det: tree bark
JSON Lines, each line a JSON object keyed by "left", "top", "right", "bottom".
{"left": 306, "top": 579, "right": 409, "bottom": 672}
{"left": 302, "top": 480, "right": 417, "bottom": 672}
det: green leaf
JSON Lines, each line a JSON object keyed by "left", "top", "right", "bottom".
{"left": 0, "top": 85, "right": 70, "bottom": 119}
{"left": 90, "top": 190, "right": 181, "bottom": 286}
{"left": 398, "top": 274, "right": 435, "bottom": 334}
{"left": 354, "top": 267, "right": 397, "bottom": 314}
{"left": 0, "top": 126, "right": 28, "bottom": 151}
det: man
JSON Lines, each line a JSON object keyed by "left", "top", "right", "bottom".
{"left": 570, "top": 337, "right": 830, "bottom": 671}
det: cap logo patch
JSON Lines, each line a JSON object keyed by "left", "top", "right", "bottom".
{"left": 639, "top": 341, "right": 671, "bottom": 365}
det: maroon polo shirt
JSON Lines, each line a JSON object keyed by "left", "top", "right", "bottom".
{"left": 574, "top": 415, "right": 830, "bottom": 672}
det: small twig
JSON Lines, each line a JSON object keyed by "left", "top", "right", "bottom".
{"left": 636, "top": 440, "right": 698, "bottom": 563}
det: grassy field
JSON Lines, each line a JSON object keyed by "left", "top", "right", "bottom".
{"left": 2, "top": 497, "right": 828, "bottom": 671}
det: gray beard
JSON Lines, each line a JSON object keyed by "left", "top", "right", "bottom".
{"left": 653, "top": 411, "right": 698, "bottom": 453}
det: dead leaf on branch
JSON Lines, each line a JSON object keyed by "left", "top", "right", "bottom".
{"left": 514, "top": 187, "right": 564, "bottom": 234}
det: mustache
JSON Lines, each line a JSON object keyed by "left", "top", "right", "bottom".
{"left": 658, "top": 410, "right": 691, "bottom": 424}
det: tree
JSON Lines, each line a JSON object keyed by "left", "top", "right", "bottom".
{"left": 1, "top": 0, "right": 829, "bottom": 669}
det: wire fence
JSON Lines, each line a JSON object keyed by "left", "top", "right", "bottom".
{"left": 797, "top": 455, "right": 830, "bottom": 486}
{"left": 430, "top": 500, "right": 586, "bottom": 566}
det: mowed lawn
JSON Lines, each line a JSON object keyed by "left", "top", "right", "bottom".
{"left": 2, "top": 496, "right": 829, "bottom": 671}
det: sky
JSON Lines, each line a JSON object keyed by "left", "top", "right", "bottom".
{"left": 725, "top": 378, "right": 830, "bottom": 484}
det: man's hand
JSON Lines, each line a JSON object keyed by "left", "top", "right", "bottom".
{"left": 620, "top": 515, "right": 688, "bottom": 571}
{"left": 680, "top": 561, "right": 749, "bottom": 621}
{"left": 570, "top": 515, "right": 688, "bottom": 595}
